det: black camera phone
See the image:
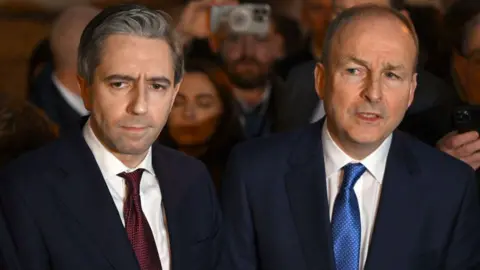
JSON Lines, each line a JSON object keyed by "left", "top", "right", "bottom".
{"left": 452, "top": 105, "right": 480, "bottom": 133}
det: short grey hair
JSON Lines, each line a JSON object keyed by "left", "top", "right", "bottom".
{"left": 78, "top": 4, "right": 184, "bottom": 85}
{"left": 321, "top": 4, "right": 419, "bottom": 70}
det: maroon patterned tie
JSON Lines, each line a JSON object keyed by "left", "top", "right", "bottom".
{"left": 117, "top": 169, "right": 162, "bottom": 270}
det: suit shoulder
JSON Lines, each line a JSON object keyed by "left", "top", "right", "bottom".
{"left": 230, "top": 128, "right": 304, "bottom": 163}
{"left": 0, "top": 138, "right": 67, "bottom": 195}
{"left": 1, "top": 138, "right": 64, "bottom": 178}
{"left": 153, "top": 143, "right": 207, "bottom": 171}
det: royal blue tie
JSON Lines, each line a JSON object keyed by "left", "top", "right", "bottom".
{"left": 331, "top": 163, "right": 366, "bottom": 270}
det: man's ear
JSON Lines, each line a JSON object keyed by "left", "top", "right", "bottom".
{"left": 173, "top": 79, "right": 182, "bottom": 95}
{"left": 407, "top": 72, "right": 417, "bottom": 108}
{"left": 314, "top": 62, "right": 327, "bottom": 100}
{"left": 77, "top": 75, "right": 92, "bottom": 111}
{"left": 169, "top": 79, "right": 183, "bottom": 110}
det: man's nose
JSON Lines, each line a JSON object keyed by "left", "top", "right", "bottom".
{"left": 362, "top": 76, "right": 383, "bottom": 103}
{"left": 240, "top": 37, "right": 256, "bottom": 56}
{"left": 130, "top": 83, "right": 148, "bottom": 115}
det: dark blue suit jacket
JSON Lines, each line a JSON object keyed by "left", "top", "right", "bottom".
{"left": 0, "top": 130, "right": 222, "bottom": 270}
{"left": 220, "top": 120, "right": 480, "bottom": 270}
{"left": 0, "top": 207, "right": 20, "bottom": 270}
{"left": 29, "top": 64, "right": 82, "bottom": 135}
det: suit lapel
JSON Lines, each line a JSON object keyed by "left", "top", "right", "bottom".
{"left": 364, "top": 132, "right": 423, "bottom": 269}
{"left": 52, "top": 132, "right": 139, "bottom": 270}
{"left": 284, "top": 121, "right": 335, "bottom": 270}
{"left": 151, "top": 144, "right": 186, "bottom": 270}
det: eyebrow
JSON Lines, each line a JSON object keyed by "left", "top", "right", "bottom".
{"left": 341, "top": 56, "right": 406, "bottom": 71}
{"left": 383, "top": 62, "right": 406, "bottom": 71}
{"left": 196, "top": 93, "right": 215, "bottom": 99}
{"left": 342, "top": 56, "right": 369, "bottom": 68}
{"left": 104, "top": 74, "right": 172, "bottom": 86}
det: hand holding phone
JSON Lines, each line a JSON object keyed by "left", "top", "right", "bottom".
{"left": 452, "top": 105, "right": 480, "bottom": 133}
{"left": 437, "top": 130, "right": 480, "bottom": 170}
{"left": 176, "top": 0, "right": 238, "bottom": 45}
{"left": 210, "top": 3, "right": 271, "bottom": 35}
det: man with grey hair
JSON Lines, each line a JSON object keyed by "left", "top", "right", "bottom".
{"left": 220, "top": 5, "right": 480, "bottom": 270}
{"left": 0, "top": 4, "right": 221, "bottom": 270}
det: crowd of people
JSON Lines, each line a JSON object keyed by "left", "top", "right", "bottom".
{"left": 0, "top": 0, "right": 480, "bottom": 269}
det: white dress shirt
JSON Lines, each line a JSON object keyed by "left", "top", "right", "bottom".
{"left": 83, "top": 120, "right": 170, "bottom": 269}
{"left": 322, "top": 120, "right": 392, "bottom": 269}
{"left": 52, "top": 74, "right": 89, "bottom": 116}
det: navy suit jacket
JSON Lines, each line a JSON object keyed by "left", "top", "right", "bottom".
{"left": 0, "top": 207, "right": 20, "bottom": 270}
{"left": 29, "top": 64, "right": 82, "bottom": 135}
{"left": 220, "top": 120, "right": 480, "bottom": 270}
{"left": 0, "top": 130, "right": 222, "bottom": 270}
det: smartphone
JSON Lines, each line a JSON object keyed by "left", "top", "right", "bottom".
{"left": 210, "top": 4, "right": 271, "bottom": 35}
{"left": 452, "top": 105, "right": 480, "bottom": 133}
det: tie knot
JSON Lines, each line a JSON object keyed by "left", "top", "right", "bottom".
{"left": 342, "top": 163, "right": 366, "bottom": 190}
{"left": 118, "top": 169, "right": 144, "bottom": 195}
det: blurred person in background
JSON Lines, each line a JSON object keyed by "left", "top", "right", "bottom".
{"left": 159, "top": 59, "right": 244, "bottom": 190}
{"left": 27, "top": 39, "right": 53, "bottom": 94}
{"left": 407, "top": 0, "right": 480, "bottom": 189}
{"left": 270, "top": 14, "right": 303, "bottom": 63}
{"left": 29, "top": 5, "right": 100, "bottom": 134}
{"left": 405, "top": 4, "right": 444, "bottom": 73}
{"left": 209, "top": 1, "right": 294, "bottom": 138}
{"left": 275, "top": 0, "right": 333, "bottom": 79}
{"left": 0, "top": 94, "right": 58, "bottom": 167}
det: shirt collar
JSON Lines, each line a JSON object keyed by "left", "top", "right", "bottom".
{"left": 52, "top": 74, "right": 89, "bottom": 116}
{"left": 235, "top": 84, "right": 271, "bottom": 113}
{"left": 82, "top": 118, "right": 154, "bottom": 179}
{"left": 322, "top": 119, "right": 392, "bottom": 183}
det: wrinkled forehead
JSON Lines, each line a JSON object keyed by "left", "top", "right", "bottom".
{"left": 331, "top": 15, "right": 417, "bottom": 67}
{"left": 334, "top": 0, "right": 390, "bottom": 9}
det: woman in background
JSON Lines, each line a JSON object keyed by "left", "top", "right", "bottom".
{"left": 159, "top": 59, "right": 244, "bottom": 191}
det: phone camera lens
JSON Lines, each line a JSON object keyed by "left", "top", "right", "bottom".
{"left": 254, "top": 15, "right": 265, "bottom": 22}
{"left": 456, "top": 110, "right": 471, "bottom": 122}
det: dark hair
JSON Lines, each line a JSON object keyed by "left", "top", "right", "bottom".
{"left": 27, "top": 38, "right": 53, "bottom": 93}
{"left": 271, "top": 14, "right": 303, "bottom": 56}
{"left": 159, "top": 59, "right": 244, "bottom": 161}
{"left": 78, "top": 4, "right": 184, "bottom": 86}
{"left": 0, "top": 94, "right": 58, "bottom": 167}
{"left": 443, "top": 0, "right": 480, "bottom": 56}
{"left": 321, "top": 4, "right": 419, "bottom": 69}
{"left": 390, "top": 0, "right": 405, "bottom": 10}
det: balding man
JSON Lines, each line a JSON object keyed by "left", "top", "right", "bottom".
{"left": 30, "top": 5, "right": 99, "bottom": 134}
{"left": 220, "top": 5, "right": 480, "bottom": 270}
{"left": 280, "top": 0, "right": 458, "bottom": 134}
